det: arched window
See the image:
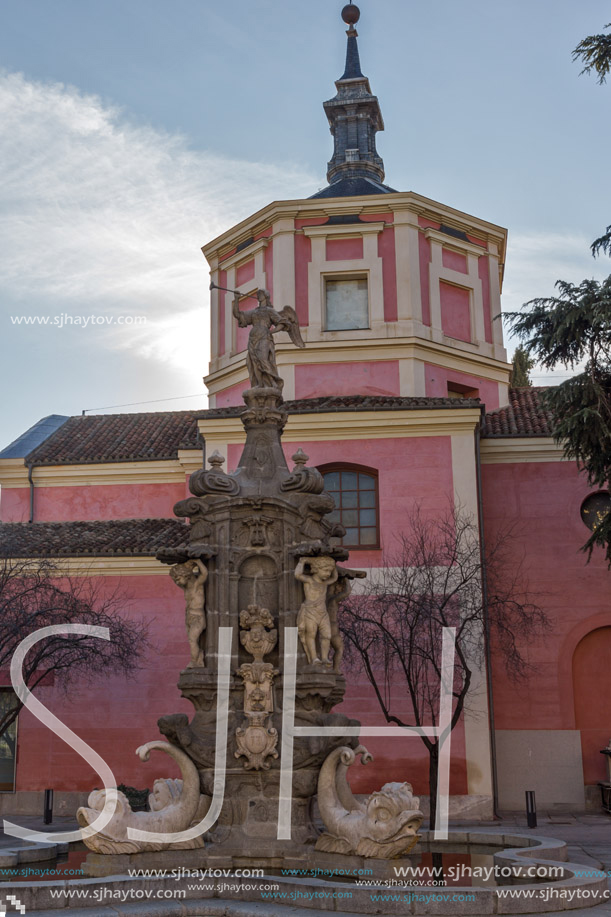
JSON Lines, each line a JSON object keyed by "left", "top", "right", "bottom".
{"left": 320, "top": 464, "right": 379, "bottom": 549}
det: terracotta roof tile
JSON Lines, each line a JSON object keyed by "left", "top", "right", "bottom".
{"left": 22, "top": 397, "right": 481, "bottom": 465}
{"left": 25, "top": 411, "right": 201, "bottom": 466}
{"left": 0, "top": 519, "right": 188, "bottom": 558}
{"left": 16, "top": 390, "right": 554, "bottom": 469}
{"left": 483, "top": 387, "right": 553, "bottom": 437}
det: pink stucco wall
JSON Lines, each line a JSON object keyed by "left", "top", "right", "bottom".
{"left": 1, "top": 482, "right": 188, "bottom": 523}
{"left": 442, "top": 249, "right": 468, "bottom": 274}
{"left": 379, "top": 226, "right": 398, "bottom": 323}
{"left": 424, "top": 364, "right": 500, "bottom": 410}
{"left": 440, "top": 281, "right": 471, "bottom": 342}
{"left": 482, "top": 460, "right": 611, "bottom": 784}
{"left": 215, "top": 380, "right": 248, "bottom": 408}
{"left": 294, "top": 360, "right": 400, "bottom": 400}
{"left": 15, "top": 575, "right": 194, "bottom": 792}
{"left": 326, "top": 237, "right": 363, "bottom": 261}
{"left": 235, "top": 258, "right": 254, "bottom": 288}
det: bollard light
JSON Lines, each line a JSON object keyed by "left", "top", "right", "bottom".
{"left": 525, "top": 790, "right": 537, "bottom": 828}
{"left": 43, "top": 788, "right": 54, "bottom": 825}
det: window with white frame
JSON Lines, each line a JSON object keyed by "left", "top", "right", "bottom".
{"left": 324, "top": 277, "right": 369, "bottom": 331}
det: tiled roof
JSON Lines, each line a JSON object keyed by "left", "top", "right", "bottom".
{"left": 18, "top": 397, "right": 481, "bottom": 465}
{"left": 483, "top": 388, "right": 554, "bottom": 437}
{"left": 204, "top": 394, "right": 481, "bottom": 417}
{"left": 9, "top": 390, "right": 554, "bottom": 470}
{"left": 24, "top": 410, "right": 201, "bottom": 466}
{"left": 0, "top": 519, "right": 188, "bottom": 558}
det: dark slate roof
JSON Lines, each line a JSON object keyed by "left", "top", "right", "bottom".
{"left": 310, "top": 176, "right": 397, "bottom": 199}
{"left": 23, "top": 410, "right": 201, "bottom": 466}
{"left": 0, "top": 415, "right": 70, "bottom": 459}
{"left": 483, "top": 388, "right": 553, "bottom": 437}
{"left": 0, "top": 519, "right": 188, "bottom": 558}
{"left": 341, "top": 33, "right": 365, "bottom": 80}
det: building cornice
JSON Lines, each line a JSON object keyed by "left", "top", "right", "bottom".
{"left": 0, "top": 453, "right": 202, "bottom": 489}
{"left": 198, "top": 406, "right": 482, "bottom": 447}
{"left": 424, "top": 228, "right": 488, "bottom": 258}
{"left": 202, "top": 191, "right": 507, "bottom": 268}
{"left": 5, "top": 556, "right": 169, "bottom": 576}
{"left": 302, "top": 222, "right": 385, "bottom": 239}
{"left": 205, "top": 336, "right": 511, "bottom": 394}
{"left": 480, "top": 438, "right": 567, "bottom": 464}
{"left": 218, "top": 236, "right": 269, "bottom": 270}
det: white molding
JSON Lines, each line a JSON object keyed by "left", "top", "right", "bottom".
{"left": 6, "top": 556, "right": 171, "bottom": 576}
{"left": 198, "top": 407, "right": 482, "bottom": 447}
{"left": 424, "top": 228, "right": 487, "bottom": 259}
{"left": 480, "top": 438, "right": 566, "bottom": 464}
{"left": 302, "top": 222, "right": 385, "bottom": 239}
{"left": 0, "top": 455, "right": 201, "bottom": 489}
{"left": 205, "top": 335, "right": 511, "bottom": 396}
{"left": 217, "top": 236, "right": 269, "bottom": 272}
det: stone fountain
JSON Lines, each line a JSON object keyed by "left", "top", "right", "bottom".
{"left": 77, "top": 288, "right": 423, "bottom": 870}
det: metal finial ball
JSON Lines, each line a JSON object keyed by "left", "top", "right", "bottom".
{"left": 341, "top": 3, "right": 360, "bottom": 25}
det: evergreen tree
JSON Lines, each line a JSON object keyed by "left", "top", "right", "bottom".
{"left": 505, "top": 278, "right": 611, "bottom": 566}
{"left": 573, "top": 22, "right": 611, "bottom": 84}
{"left": 573, "top": 22, "right": 611, "bottom": 257}
{"left": 510, "top": 345, "right": 535, "bottom": 387}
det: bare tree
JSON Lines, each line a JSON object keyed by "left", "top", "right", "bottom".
{"left": 340, "top": 505, "right": 549, "bottom": 830}
{"left": 0, "top": 558, "right": 149, "bottom": 739}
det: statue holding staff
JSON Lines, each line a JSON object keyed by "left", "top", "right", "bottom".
{"left": 230, "top": 288, "right": 305, "bottom": 391}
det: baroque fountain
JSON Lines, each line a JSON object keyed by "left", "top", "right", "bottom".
{"left": 76, "top": 287, "right": 424, "bottom": 871}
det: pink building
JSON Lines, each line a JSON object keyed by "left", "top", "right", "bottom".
{"left": 0, "top": 5, "right": 608, "bottom": 820}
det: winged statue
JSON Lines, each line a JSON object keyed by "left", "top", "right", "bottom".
{"left": 232, "top": 289, "right": 305, "bottom": 391}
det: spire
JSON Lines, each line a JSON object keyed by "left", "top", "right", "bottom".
{"left": 340, "top": 18, "right": 364, "bottom": 79}
{"left": 311, "top": 3, "right": 395, "bottom": 199}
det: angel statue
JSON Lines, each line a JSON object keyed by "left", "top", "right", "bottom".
{"left": 233, "top": 289, "right": 304, "bottom": 391}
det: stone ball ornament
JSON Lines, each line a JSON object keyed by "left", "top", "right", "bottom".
{"left": 341, "top": 3, "right": 360, "bottom": 26}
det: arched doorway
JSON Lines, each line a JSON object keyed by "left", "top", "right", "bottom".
{"left": 573, "top": 627, "right": 611, "bottom": 785}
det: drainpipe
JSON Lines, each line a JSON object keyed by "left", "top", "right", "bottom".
{"left": 475, "top": 409, "right": 500, "bottom": 818}
{"left": 27, "top": 463, "right": 36, "bottom": 523}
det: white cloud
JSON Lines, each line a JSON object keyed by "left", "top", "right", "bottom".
{"left": 502, "top": 231, "right": 610, "bottom": 383}
{"left": 0, "top": 71, "right": 315, "bottom": 371}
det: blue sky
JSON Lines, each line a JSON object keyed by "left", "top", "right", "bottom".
{"left": 1, "top": 0, "right": 610, "bottom": 447}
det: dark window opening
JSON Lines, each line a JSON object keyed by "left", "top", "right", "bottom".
{"left": 321, "top": 465, "right": 380, "bottom": 549}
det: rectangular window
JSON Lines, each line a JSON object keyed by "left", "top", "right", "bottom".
{"left": 325, "top": 278, "right": 369, "bottom": 331}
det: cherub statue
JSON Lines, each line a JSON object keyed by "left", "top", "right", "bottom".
{"left": 233, "top": 289, "right": 304, "bottom": 391}
{"left": 295, "top": 556, "right": 338, "bottom": 666}
{"left": 169, "top": 559, "right": 208, "bottom": 668}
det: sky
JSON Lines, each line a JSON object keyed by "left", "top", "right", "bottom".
{"left": 1, "top": 0, "right": 610, "bottom": 448}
